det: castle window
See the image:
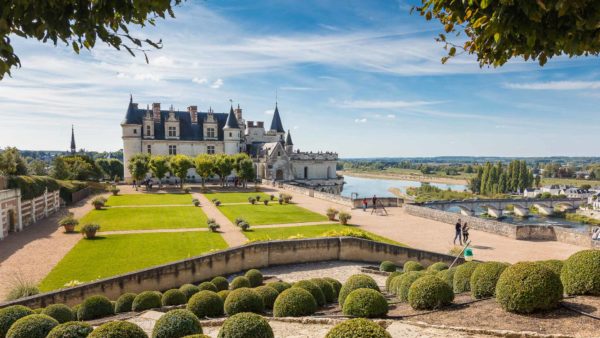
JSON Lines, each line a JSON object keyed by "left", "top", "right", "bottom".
{"left": 229, "top": 132, "right": 232, "bottom": 137}
{"left": 207, "top": 145, "right": 215, "bottom": 154}
{"left": 168, "top": 126, "right": 177, "bottom": 137}
{"left": 304, "top": 166, "right": 308, "bottom": 179}
{"left": 169, "top": 145, "right": 177, "bottom": 155}
{"left": 147, "top": 145, "right": 151, "bottom": 154}
{"left": 146, "top": 125, "right": 151, "bottom": 136}
{"left": 207, "top": 128, "right": 215, "bottom": 138}
{"left": 133, "top": 129, "right": 137, "bottom": 134}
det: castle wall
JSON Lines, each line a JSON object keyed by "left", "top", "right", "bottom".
{"left": 291, "top": 160, "right": 337, "bottom": 180}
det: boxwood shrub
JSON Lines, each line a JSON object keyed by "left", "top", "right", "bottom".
{"left": 470, "top": 262, "right": 510, "bottom": 299}
{"left": 245, "top": 269, "right": 264, "bottom": 287}
{"left": 323, "top": 278, "right": 342, "bottom": 296}
{"left": 402, "top": 261, "right": 424, "bottom": 272}
{"left": 388, "top": 275, "right": 404, "bottom": 296}
{"left": 132, "top": 291, "right": 162, "bottom": 312}
{"left": 294, "top": 280, "right": 326, "bottom": 306}
{"left": 152, "top": 309, "right": 202, "bottom": 338}
{"left": 273, "top": 287, "right": 317, "bottom": 317}
{"left": 217, "top": 290, "right": 231, "bottom": 303}
{"left": 114, "top": 293, "right": 136, "bottom": 313}
{"left": 88, "top": 321, "right": 147, "bottom": 338}
{"left": 266, "top": 281, "right": 292, "bottom": 294}
{"left": 379, "top": 261, "right": 396, "bottom": 272}
{"left": 47, "top": 321, "right": 93, "bottom": 338}
{"left": 436, "top": 267, "right": 456, "bottom": 288}
{"left": 427, "top": 262, "right": 449, "bottom": 272}
{"left": 5, "top": 314, "right": 57, "bottom": 338}
{"left": 395, "top": 271, "right": 425, "bottom": 302}
{"left": 179, "top": 284, "right": 200, "bottom": 300}
{"left": 77, "top": 295, "right": 114, "bottom": 320}
{"left": 211, "top": 276, "right": 229, "bottom": 291}
{"left": 217, "top": 312, "right": 274, "bottom": 338}
{"left": 408, "top": 275, "right": 454, "bottom": 310}
{"left": 342, "top": 288, "right": 388, "bottom": 318}
{"left": 0, "top": 305, "right": 34, "bottom": 338}
{"left": 496, "top": 262, "right": 563, "bottom": 314}
{"left": 198, "top": 282, "right": 218, "bottom": 292}
{"left": 254, "top": 286, "right": 279, "bottom": 309}
{"left": 537, "top": 260, "right": 563, "bottom": 276}
{"left": 224, "top": 288, "right": 264, "bottom": 316}
{"left": 187, "top": 290, "right": 224, "bottom": 318}
{"left": 181, "top": 335, "right": 210, "bottom": 338}
{"left": 325, "top": 318, "right": 392, "bottom": 338}
{"left": 338, "top": 274, "right": 380, "bottom": 307}
{"left": 230, "top": 276, "right": 251, "bottom": 290}
{"left": 453, "top": 262, "right": 480, "bottom": 293}
{"left": 310, "top": 278, "right": 336, "bottom": 303}
{"left": 385, "top": 272, "right": 402, "bottom": 291}
{"left": 162, "top": 289, "right": 187, "bottom": 306}
{"left": 561, "top": 250, "right": 600, "bottom": 296}
{"left": 41, "top": 304, "right": 73, "bottom": 324}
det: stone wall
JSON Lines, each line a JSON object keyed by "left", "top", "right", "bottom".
{"left": 351, "top": 197, "right": 403, "bottom": 209}
{"left": 263, "top": 180, "right": 353, "bottom": 207}
{"left": 0, "top": 237, "right": 462, "bottom": 309}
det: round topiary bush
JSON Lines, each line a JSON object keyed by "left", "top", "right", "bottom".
{"left": 427, "top": 262, "right": 449, "bottom": 272}
{"left": 186, "top": 290, "right": 224, "bottom": 319}
{"left": 115, "top": 293, "right": 137, "bottom": 313}
{"left": 88, "top": 321, "right": 147, "bottom": 338}
{"left": 162, "top": 289, "right": 187, "bottom": 306}
{"left": 217, "top": 290, "right": 231, "bottom": 303}
{"left": 537, "top": 260, "right": 563, "bottom": 276}
{"left": 254, "top": 286, "right": 279, "bottom": 309}
{"left": 211, "top": 276, "right": 229, "bottom": 291}
{"left": 132, "top": 291, "right": 162, "bottom": 312}
{"left": 41, "top": 304, "right": 73, "bottom": 323}
{"left": 561, "top": 250, "right": 600, "bottom": 296}
{"left": 0, "top": 305, "right": 34, "bottom": 338}
{"left": 402, "top": 261, "right": 424, "bottom": 272}
{"left": 379, "top": 261, "right": 396, "bottom": 272}
{"left": 496, "top": 262, "right": 563, "bottom": 314}
{"left": 310, "top": 278, "right": 336, "bottom": 303}
{"left": 323, "top": 278, "right": 342, "bottom": 296}
{"left": 470, "top": 262, "right": 510, "bottom": 299}
{"left": 70, "top": 305, "right": 79, "bottom": 320}
{"left": 230, "top": 276, "right": 251, "bottom": 290}
{"left": 342, "top": 288, "right": 388, "bottom": 318}
{"left": 224, "top": 288, "right": 264, "bottom": 316}
{"left": 47, "top": 321, "right": 93, "bottom": 338}
{"left": 273, "top": 287, "right": 317, "bottom": 317}
{"left": 385, "top": 272, "right": 402, "bottom": 292}
{"left": 77, "top": 295, "right": 114, "bottom": 320}
{"left": 294, "top": 280, "right": 326, "bottom": 306}
{"left": 408, "top": 275, "right": 454, "bottom": 310}
{"left": 5, "top": 314, "right": 58, "bottom": 338}
{"left": 325, "top": 318, "right": 391, "bottom": 338}
{"left": 180, "top": 284, "right": 200, "bottom": 300}
{"left": 217, "top": 312, "right": 273, "bottom": 338}
{"left": 338, "top": 274, "right": 380, "bottom": 307}
{"left": 198, "top": 282, "right": 218, "bottom": 292}
{"left": 245, "top": 269, "right": 264, "bottom": 287}
{"left": 266, "top": 281, "right": 292, "bottom": 294}
{"left": 152, "top": 309, "right": 202, "bottom": 338}
{"left": 395, "top": 271, "right": 425, "bottom": 302}
{"left": 453, "top": 261, "right": 480, "bottom": 293}
{"left": 436, "top": 267, "right": 456, "bottom": 288}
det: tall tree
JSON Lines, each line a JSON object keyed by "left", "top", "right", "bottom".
{"left": 194, "top": 154, "right": 215, "bottom": 188}
{"left": 0, "top": 147, "right": 28, "bottom": 175}
{"left": 127, "top": 154, "right": 150, "bottom": 190}
{"left": 27, "top": 159, "right": 47, "bottom": 176}
{"left": 238, "top": 158, "right": 256, "bottom": 188}
{"left": 169, "top": 154, "right": 193, "bottom": 188}
{"left": 214, "top": 154, "right": 234, "bottom": 187}
{"left": 149, "top": 156, "right": 170, "bottom": 188}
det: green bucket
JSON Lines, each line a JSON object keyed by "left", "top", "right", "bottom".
{"left": 464, "top": 247, "right": 474, "bottom": 261}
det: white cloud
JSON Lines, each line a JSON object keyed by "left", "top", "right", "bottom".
{"left": 504, "top": 80, "right": 600, "bottom": 90}
{"left": 192, "top": 77, "right": 208, "bottom": 84}
{"left": 264, "top": 109, "right": 274, "bottom": 115}
{"left": 387, "top": 114, "right": 396, "bottom": 119}
{"left": 133, "top": 73, "right": 161, "bottom": 81}
{"left": 210, "top": 78, "right": 224, "bottom": 89}
{"left": 354, "top": 118, "right": 367, "bottom": 123}
{"left": 339, "top": 99, "right": 442, "bottom": 109}
{"left": 293, "top": 125, "right": 299, "bottom": 130}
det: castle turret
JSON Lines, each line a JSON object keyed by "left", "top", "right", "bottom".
{"left": 269, "top": 103, "right": 285, "bottom": 137}
{"left": 122, "top": 96, "right": 142, "bottom": 182}
{"left": 285, "top": 130, "right": 293, "bottom": 154}
{"left": 223, "top": 105, "right": 241, "bottom": 155}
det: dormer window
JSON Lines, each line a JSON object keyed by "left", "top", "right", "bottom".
{"left": 168, "top": 126, "right": 177, "bottom": 137}
{"left": 207, "top": 128, "right": 215, "bottom": 138}
{"left": 146, "top": 125, "right": 151, "bottom": 135}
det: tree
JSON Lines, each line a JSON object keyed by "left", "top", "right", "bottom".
{"left": 238, "top": 158, "right": 256, "bottom": 188}
{"left": 169, "top": 154, "right": 193, "bottom": 188}
{"left": 127, "top": 154, "right": 150, "bottom": 190}
{"left": 95, "top": 158, "right": 124, "bottom": 181}
{"left": 194, "top": 154, "right": 215, "bottom": 188}
{"left": 51, "top": 155, "right": 100, "bottom": 180}
{"left": 535, "top": 175, "right": 542, "bottom": 188}
{"left": 415, "top": 0, "right": 600, "bottom": 67}
{"left": 214, "top": 154, "right": 233, "bottom": 186}
{"left": 0, "top": 0, "right": 183, "bottom": 80}
{"left": 27, "top": 159, "right": 47, "bottom": 176}
{"left": 0, "top": 147, "right": 28, "bottom": 175}
{"left": 149, "top": 156, "right": 170, "bottom": 188}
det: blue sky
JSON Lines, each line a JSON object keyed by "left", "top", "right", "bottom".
{"left": 1, "top": 0, "right": 599, "bottom": 157}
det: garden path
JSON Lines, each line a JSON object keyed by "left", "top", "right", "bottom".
{"left": 194, "top": 192, "right": 248, "bottom": 247}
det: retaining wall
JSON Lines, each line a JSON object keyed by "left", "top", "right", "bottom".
{"left": 263, "top": 180, "right": 353, "bottom": 207}
{"left": 0, "top": 237, "right": 462, "bottom": 309}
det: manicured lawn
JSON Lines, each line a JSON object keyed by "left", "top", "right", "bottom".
{"left": 217, "top": 203, "right": 328, "bottom": 225}
{"left": 79, "top": 206, "right": 208, "bottom": 231}
{"left": 203, "top": 192, "right": 273, "bottom": 204}
{"left": 39, "top": 232, "right": 228, "bottom": 291}
{"left": 243, "top": 223, "right": 404, "bottom": 246}
{"left": 106, "top": 193, "right": 192, "bottom": 206}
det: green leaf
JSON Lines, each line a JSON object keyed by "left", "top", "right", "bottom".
{"left": 481, "top": 0, "right": 491, "bottom": 9}
{"left": 494, "top": 32, "right": 500, "bottom": 43}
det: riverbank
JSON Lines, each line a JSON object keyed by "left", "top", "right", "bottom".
{"left": 340, "top": 170, "right": 469, "bottom": 185}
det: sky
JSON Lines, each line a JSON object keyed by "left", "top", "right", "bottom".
{"left": 1, "top": 0, "right": 599, "bottom": 158}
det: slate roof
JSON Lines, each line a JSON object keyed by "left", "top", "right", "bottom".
{"left": 225, "top": 106, "right": 240, "bottom": 129}
{"left": 285, "top": 130, "right": 293, "bottom": 146}
{"left": 270, "top": 104, "right": 285, "bottom": 133}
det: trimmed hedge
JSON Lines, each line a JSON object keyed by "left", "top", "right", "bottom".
{"left": 294, "top": 280, "right": 326, "bottom": 306}
{"left": 198, "top": 282, "right": 218, "bottom": 292}
{"left": 561, "top": 250, "right": 600, "bottom": 296}
{"left": 537, "top": 260, "right": 563, "bottom": 276}
{"left": 325, "top": 318, "right": 392, "bottom": 338}
{"left": 132, "top": 291, "right": 162, "bottom": 312}
{"left": 115, "top": 293, "right": 136, "bottom": 313}
{"left": 386, "top": 272, "right": 402, "bottom": 291}
{"left": 230, "top": 276, "right": 251, "bottom": 290}
{"left": 152, "top": 309, "right": 202, "bottom": 338}
{"left": 379, "top": 261, "right": 396, "bottom": 272}
{"left": 436, "top": 267, "right": 456, "bottom": 288}
{"left": 470, "top": 262, "right": 510, "bottom": 299}
{"left": 342, "top": 288, "right": 388, "bottom": 318}
{"left": 211, "top": 276, "right": 229, "bottom": 291}
{"left": 273, "top": 287, "right": 317, "bottom": 317}
{"left": 254, "top": 286, "right": 280, "bottom": 309}
{"left": 187, "top": 291, "right": 224, "bottom": 318}
{"left": 217, "top": 290, "right": 231, "bottom": 303}
{"left": 47, "top": 321, "right": 93, "bottom": 338}
{"left": 266, "top": 281, "right": 292, "bottom": 294}
{"left": 88, "top": 321, "right": 147, "bottom": 338}
{"left": 8, "top": 176, "right": 60, "bottom": 200}
{"left": 5, "top": 314, "right": 58, "bottom": 338}
{"left": 310, "top": 278, "right": 336, "bottom": 303}
{"left": 180, "top": 284, "right": 200, "bottom": 300}
{"left": 395, "top": 271, "right": 425, "bottom": 302}
{"left": 77, "top": 295, "right": 114, "bottom": 320}
{"left": 496, "top": 262, "right": 563, "bottom": 314}
{"left": 402, "top": 261, "right": 424, "bottom": 272}
{"left": 217, "top": 312, "right": 274, "bottom": 338}
{"left": 323, "top": 278, "right": 342, "bottom": 296}
{"left": 338, "top": 274, "right": 380, "bottom": 307}
{"left": 162, "top": 289, "right": 187, "bottom": 306}
{"left": 41, "top": 304, "right": 73, "bottom": 324}
{"left": 224, "top": 288, "right": 264, "bottom": 316}
{"left": 427, "top": 262, "right": 449, "bottom": 272}
{"left": 408, "top": 275, "right": 454, "bottom": 310}
{"left": 245, "top": 269, "right": 264, "bottom": 287}
{"left": 453, "top": 262, "right": 480, "bottom": 293}
{"left": 0, "top": 305, "right": 34, "bottom": 338}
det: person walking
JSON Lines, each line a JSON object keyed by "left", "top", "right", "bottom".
{"left": 362, "top": 198, "right": 368, "bottom": 212}
{"left": 372, "top": 195, "right": 378, "bottom": 210}
{"left": 454, "top": 219, "right": 463, "bottom": 245}
{"left": 462, "top": 222, "right": 470, "bottom": 243}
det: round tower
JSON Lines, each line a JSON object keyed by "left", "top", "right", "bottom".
{"left": 223, "top": 105, "right": 241, "bottom": 155}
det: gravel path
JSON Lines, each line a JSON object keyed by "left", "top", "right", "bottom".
{"left": 194, "top": 192, "right": 249, "bottom": 247}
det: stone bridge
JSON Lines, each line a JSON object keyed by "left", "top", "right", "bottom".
{"left": 421, "top": 197, "right": 587, "bottom": 218}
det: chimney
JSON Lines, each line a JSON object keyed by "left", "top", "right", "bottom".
{"left": 152, "top": 103, "right": 161, "bottom": 121}
{"left": 257, "top": 121, "right": 264, "bottom": 129}
{"left": 188, "top": 105, "right": 198, "bottom": 124}
{"left": 234, "top": 104, "right": 243, "bottom": 121}
{"left": 247, "top": 121, "right": 255, "bottom": 128}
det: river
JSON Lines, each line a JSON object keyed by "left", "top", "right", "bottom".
{"left": 341, "top": 175, "right": 466, "bottom": 198}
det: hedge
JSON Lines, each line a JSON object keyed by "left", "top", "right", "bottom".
{"left": 187, "top": 291, "right": 224, "bottom": 318}
{"left": 561, "top": 250, "right": 600, "bottom": 296}
{"left": 230, "top": 276, "right": 251, "bottom": 290}
{"left": 8, "top": 176, "right": 60, "bottom": 200}
{"left": 41, "top": 304, "right": 73, "bottom": 324}
{"left": 88, "top": 321, "right": 147, "bottom": 338}
{"left": 152, "top": 309, "right": 202, "bottom": 338}
{"left": 266, "top": 281, "right": 292, "bottom": 294}
{"left": 323, "top": 278, "right": 342, "bottom": 296}
{"left": 453, "top": 262, "right": 480, "bottom": 293}
{"left": 254, "top": 286, "right": 280, "bottom": 309}
{"left": 211, "top": 276, "right": 229, "bottom": 291}
{"left": 47, "top": 321, "right": 93, "bottom": 338}
{"left": 342, "top": 288, "right": 389, "bottom": 318}
{"left": 198, "top": 282, "right": 218, "bottom": 292}
{"left": 5, "top": 314, "right": 58, "bottom": 338}
{"left": 402, "top": 261, "right": 424, "bottom": 272}
{"left": 180, "top": 284, "right": 200, "bottom": 300}
{"left": 245, "top": 269, "right": 264, "bottom": 287}
{"left": 273, "top": 287, "right": 317, "bottom": 317}
{"left": 436, "top": 267, "right": 456, "bottom": 288}
{"left": 77, "top": 295, "right": 114, "bottom": 320}
{"left": 0, "top": 305, "right": 34, "bottom": 338}
{"left": 408, "top": 275, "right": 454, "bottom": 310}
{"left": 294, "top": 280, "right": 326, "bottom": 306}
{"left": 162, "top": 289, "right": 187, "bottom": 306}
{"left": 224, "top": 288, "right": 264, "bottom": 316}
{"left": 115, "top": 293, "right": 137, "bottom": 313}
{"left": 470, "top": 262, "right": 510, "bottom": 299}
{"left": 310, "top": 278, "right": 336, "bottom": 303}
{"left": 338, "top": 274, "right": 380, "bottom": 307}
{"left": 325, "top": 318, "right": 392, "bottom": 338}
{"left": 396, "top": 271, "right": 425, "bottom": 302}
{"left": 427, "top": 262, "right": 449, "bottom": 272}
{"left": 379, "top": 261, "right": 396, "bottom": 272}
{"left": 132, "top": 291, "right": 162, "bottom": 312}
{"left": 217, "top": 312, "right": 274, "bottom": 338}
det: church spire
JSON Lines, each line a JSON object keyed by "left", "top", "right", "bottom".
{"left": 70, "top": 125, "right": 76, "bottom": 154}
{"left": 270, "top": 102, "right": 285, "bottom": 133}
{"left": 285, "top": 129, "right": 293, "bottom": 146}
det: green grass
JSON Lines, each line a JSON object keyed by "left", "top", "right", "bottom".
{"left": 79, "top": 206, "right": 208, "bottom": 231}
{"left": 39, "top": 232, "right": 228, "bottom": 291}
{"left": 541, "top": 177, "right": 600, "bottom": 187}
{"left": 203, "top": 192, "right": 273, "bottom": 204}
{"left": 217, "top": 203, "right": 328, "bottom": 225}
{"left": 243, "top": 223, "right": 404, "bottom": 246}
{"left": 106, "top": 193, "right": 192, "bottom": 206}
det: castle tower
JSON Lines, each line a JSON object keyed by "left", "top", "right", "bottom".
{"left": 269, "top": 103, "right": 285, "bottom": 138}
{"left": 70, "top": 125, "right": 76, "bottom": 154}
{"left": 285, "top": 130, "right": 293, "bottom": 154}
{"left": 223, "top": 105, "right": 241, "bottom": 155}
{"left": 122, "top": 95, "right": 142, "bottom": 182}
